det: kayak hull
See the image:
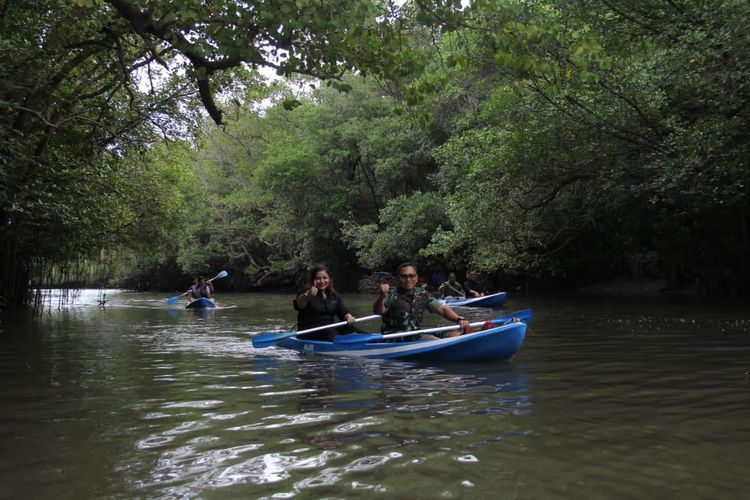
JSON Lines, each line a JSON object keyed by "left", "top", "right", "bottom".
{"left": 275, "top": 321, "right": 526, "bottom": 362}
{"left": 186, "top": 297, "right": 216, "bottom": 309}
{"left": 440, "top": 291, "right": 507, "bottom": 308}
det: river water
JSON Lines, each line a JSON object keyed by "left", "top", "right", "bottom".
{"left": 0, "top": 290, "right": 749, "bottom": 498}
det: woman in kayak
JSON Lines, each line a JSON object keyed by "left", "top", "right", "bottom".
{"left": 293, "top": 264, "right": 357, "bottom": 341}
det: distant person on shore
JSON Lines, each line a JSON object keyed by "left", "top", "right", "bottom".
{"left": 374, "top": 263, "right": 470, "bottom": 341}
{"left": 463, "top": 271, "right": 485, "bottom": 297}
{"left": 188, "top": 276, "right": 214, "bottom": 299}
{"left": 438, "top": 272, "right": 464, "bottom": 298}
{"left": 293, "top": 264, "right": 357, "bottom": 341}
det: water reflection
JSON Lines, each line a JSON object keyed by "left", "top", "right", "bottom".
{"left": 127, "top": 354, "right": 533, "bottom": 497}
{"left": 191, "top": 307, "right": 215, "bottom": 320}
{"left": 6, "top": 291, "right": 750, "bottom": 498}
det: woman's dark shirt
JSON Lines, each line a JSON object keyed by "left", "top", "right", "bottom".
{"left": 293, "top": 290, "right": 350, "bottom": 331}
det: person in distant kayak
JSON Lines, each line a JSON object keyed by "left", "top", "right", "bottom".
{"left": 293, "top": 264, "right": 357, "bottom": 341}
{"left": 374, "top": 263, "right": 470, "bottom": 341}
{"left": 437, "top": 272, "right": 464, "bottom": 298}
{"left": 431, "top": 271, "right": 445, "bottom": 287}
{"left": 188, "top": 276, "right": 214, "bottom": 299}
{"left": 463, "top": 271, "right": 485, "bottom": 297}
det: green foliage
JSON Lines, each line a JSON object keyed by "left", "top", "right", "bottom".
{"left": 418, "top": 0, "right": 750, "bottom": 289}
{"left": 73, "top": 0, "right": 428, "bottom": 125}
{"left": 165, "top": 0, "right": 750, "bottom": 293}
{"left": 165, "top": 73, "right": 449, "bottom": 282}
{"left": 4, "top": 0, "right": 750, "bottom": 306}
{"left": 117, "top": 141, "right": 200, "bottom": 263}
{"left": 343, "top": 192, "right": 449, "bottom": 269}
{"left": 0, "top": 0, "right": 442, "bottom": 306}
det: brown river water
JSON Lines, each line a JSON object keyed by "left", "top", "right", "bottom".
{"left": 0, "top": 290, "right": 749, "bottom": 498}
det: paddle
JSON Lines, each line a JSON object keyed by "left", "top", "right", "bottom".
{"left": 252, "top": 314, "right": 381, "bottom": 348}
{"left": 448, "top": 290, "right": 502, "bottom": 303}
{"left": 166, "top": 270, "right": 229, "bottom": 304}
{"left": 442, "top": 282, "right": 465, "bottom": 298}
{"left": 166, "top": 291, "right": 190, "bottom": 305}
{"left": 334, "top": 308, "right": 533, "bottom": 345}
{"left": 207, "top": 270, "right": 229, "bottom": 282}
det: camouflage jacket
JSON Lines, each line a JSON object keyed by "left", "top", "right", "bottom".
{"left": 381, "top": 286, "right": 440, "bottom": 334}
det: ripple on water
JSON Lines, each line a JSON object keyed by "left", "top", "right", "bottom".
{"left": 162, "top": 420, "right": 212, "bottom": 436}
{"left": 259, "top": 388, "right": 318, "bottom": 396}
{"left": 226, "top": 412, "right": 339, "bottom": 431}
{"left": 137, "top": 435, "right": 175, "bottom": 449}
{"left": 204, "top": 450, "right": 343, "bottom": 488}
{"left": 341, "top": 454, "right": 397, "bottom": 472}
{"left": 291, "top": 452, "right": 398, "bottom": 493}
{"left": 292, "top": 468, "right": 341, "bottom": 489}
{"left": 137, "top": 442, "right": 267, "bottom": 491}
{"left": 332, "top": 416, "right": 384, "bottom": 433}
{"left": 143, "top": 412, "right": 172, "bottom": 420}
{"left": 351, "top": 481, "right": 387, "bottom": 492}
{"left": 202, "top": 411, "right": 251, "bottom": 421}
{"left": 187, "top": 436, "right": 221, "bottom": 445}
{"left": 161, "top": 400, "right": 224, "bottom": 409}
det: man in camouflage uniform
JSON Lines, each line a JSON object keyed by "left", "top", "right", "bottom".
{"left": 373, "top": 263, "right": 471, "bottom": 341}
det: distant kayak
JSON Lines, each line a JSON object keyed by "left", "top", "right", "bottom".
{"left": 185, "top": 297, "right": 216, "bottom": 309}
{"left": 439, "top": 291, "right": 507, "bottom": 308}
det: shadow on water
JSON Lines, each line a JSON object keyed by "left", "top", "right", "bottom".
{"left": 253, "top": 355, "right": 532, "bottom": 410}
{"left": 191, "top": 307, "right": 215, "bottom": 320}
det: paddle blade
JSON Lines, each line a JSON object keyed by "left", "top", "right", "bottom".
{"left": 211, "top": 270, "right": 228, "bottom": 281}
{"left": 166, "top": 295, "right": 182, "bottom": 305}
{"left": 252, "top": 331, "right": 296, "bottom": 348}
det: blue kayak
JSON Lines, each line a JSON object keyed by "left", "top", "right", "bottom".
{"left": 275, "top": 321, "right": 526, "bottom": 362}
{"left": 185, "top": 297, "right": 216, "bottom": 309}
{"left": 439, "top": 291, "right": 507, "bottom": 308}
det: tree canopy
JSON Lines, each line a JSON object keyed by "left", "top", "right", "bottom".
{"left": 2, "top": 0, "right": 749, "bottom": 308}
